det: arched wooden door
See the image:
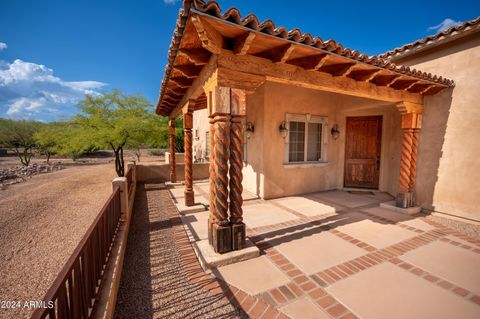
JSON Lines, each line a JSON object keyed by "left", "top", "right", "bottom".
{"left": 344, "top": 116, "right": 382, "bottom": 189}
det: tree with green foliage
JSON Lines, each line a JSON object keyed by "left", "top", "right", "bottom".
{"left": 76, "top": 90, "right": 157, "bottom": 177}
{"left": 34, "top": 121, "right": 90, "bottom": 162}
{"left": 0, "top": 118, "right": 43, "bottom": 166}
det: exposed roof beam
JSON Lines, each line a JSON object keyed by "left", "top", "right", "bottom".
{"left": 339, "top": 64, "right": 358, "bottom": 77}
{"left": 419, "top": 84, "right": 435, "bottom": 94}
{"left": 191, "top": 15, "right": 224, "bottom": 54}
{"left": 170, "top": 55, "right": 218, "bottom": 118}
{"left": 217, "top": 53, "right": 423, "bottom": 104}
{"left": 386, "top": 76, "right": 403, "bottom": 87}
{"left": 174, "top": 65, "right": 202, "bottom": 78}
{"left": 256, "top": 43, "right": 295, "bottom": 64}
{"left": 177, "top": 48, "right": 210, "bottom": 65}
{"left": 287, "top": 54, "right": 329, "bottom": 71}
{"left": 233, "top": 32, "right": 256, "bottom": 55}
{"left": 363, "top": 70, "right": 383, "bottom": 82}
{"left": 391, "top": 79, "right": 419, "bottom": 90}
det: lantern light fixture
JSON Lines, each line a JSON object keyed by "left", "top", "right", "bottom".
{"left": 279, "top": 121, "right": 288, "bottom": 139}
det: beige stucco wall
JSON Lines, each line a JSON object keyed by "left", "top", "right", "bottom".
{"left": 193, "top": 81, "right": 404, "bottom": 200}
{"left": 258, "top": 81, "right": 402, "bottom": 199}
{"left": 193, "top": 108, "right": 209, "bottom": 162}
{"left": 394, "top": 33, "right": 480, "bottom": 221}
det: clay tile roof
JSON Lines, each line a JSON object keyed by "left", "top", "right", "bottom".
{"left": 378, "top": 16, "right": 480, "bottom": 59}
{"left": 157, "top": 0, "right": 455, "bottom": 115}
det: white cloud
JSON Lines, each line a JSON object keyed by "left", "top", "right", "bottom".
{"left": 0, "top": 42, "right": 7, "bottom": 51}
{"left": 428, "top": 18, "right": 461, "bottom": 33}
{"left": 164, "top": 0, "right": 180, "bottom": 4}
{"left": 0, "top": 59, "right": 107, "bottom": 120}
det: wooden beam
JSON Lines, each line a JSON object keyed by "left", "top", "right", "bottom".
{"left": 287, "top": 54, "right": 328, "bottom": 70}
{"left": 386, "top": 76, "right": 403, "bottom": 87}
{"left": 177, "top": 48, "right": 210, "bottom": 65}
{"left": 339, "top": 64, "right": 358, "bottom": 77}
{"left": 391, "top": 79, "right": 419, "bottom": 90}
{"left": 174, "top": 65, "right": 202, "bottom": 78}
{"left": 170, "top": 55, "right": 218, "bottom": 118}
{"left": 233, "top": 32, "right": 256, "bottom": 55}
{"left": 191, "top": 14, "right": 224, "bottom": 54}
{"left": 170, "top": 77, "right": 193, "bottom": 88}
{"left": 318, "top": 63, "right": 356, "bottom": 77}
{"left": 256, "top": 43, "right": 295, "bottom": 64}
{"left": 217, "top": 53, "right": 423, "bottom": 104}
{"left": 419, "top": 84, "right": 435, "bottom": 94}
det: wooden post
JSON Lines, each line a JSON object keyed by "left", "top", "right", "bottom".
{"left": 396, "top": 112, "right": 422, "bottom": 208}
{"left": 168, "top": 119, "right": 176, "bottom": 183}
{"left": 183, "top": 107, "right": 194, "bottom": 206}
{"left": 207, "top": 86, "right": 232, "bottom": 253}
{"left": 229, "top": 89, "right": 246, "bottom": 250}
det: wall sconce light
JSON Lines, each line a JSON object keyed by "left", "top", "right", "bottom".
{"left": 245, "top": 122, "right": 255, "bottom": 139}
{"left": 331, "top": 124, "right": 340, "bottom": 140}
{"left": 279, "top": 121, "right": 288, "bottom": 139}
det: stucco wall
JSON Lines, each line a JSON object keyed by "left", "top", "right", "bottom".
{"left": 395, "top": 33, "right": 480, "bottom": 220}
{"left": 193, "top": 108, "right": 209, "bottom": 162}
{"left": 259, "top": 81, "right": 402, "bottom": 199}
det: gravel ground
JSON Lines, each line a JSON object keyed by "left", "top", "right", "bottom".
{"left": 0, "top": 164, "right": 116, "bottom": 319}
{"left": 115, "top": 183, "right": 246, "bottom": 319}
{"left": 425, "top": 214, "right": 480, "bottom": 239}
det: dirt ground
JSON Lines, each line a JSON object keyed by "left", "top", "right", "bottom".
{"left": 0, "top": 151, "right": 162, "bottom": 319}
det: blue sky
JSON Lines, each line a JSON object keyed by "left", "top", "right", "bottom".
{"left": 0, "top": 0, "right": 478, "bottom": 121}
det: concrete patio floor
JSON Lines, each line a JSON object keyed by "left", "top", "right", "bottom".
{"left": 171, "top": 182, "right": 480, "bottom": 319}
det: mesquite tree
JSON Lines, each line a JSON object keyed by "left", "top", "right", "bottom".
{"left": 0, "top": 119, "right": 42, "bottom": 166}
{"left": 76, "top": 90, "right": 154, "bottom": 177}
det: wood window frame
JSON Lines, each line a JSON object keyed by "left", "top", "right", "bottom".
{"left": 284, "top": 113, "right": 328, "bottom": 165}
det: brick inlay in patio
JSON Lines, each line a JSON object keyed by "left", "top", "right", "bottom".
{"left": 336, "top": 213, "right": 418, "bottom": 248}
{"left": 401, "top": 241, "right": 480, "bottom": 295}
{"left": 272, "top": 196, "right": 339, "bottom": 217}
{"left": 215, "top": 256, "right": 290, "bottom": 295}
{"left": 280, "top": 296, "right": 332, "bottom": 319}
{"left": 309, "top": 190, "right": 380, "bottom": 208}
{"left": 274, "top": 230, "right": 366, "bottom": 275}
{"left": 328, "top": 263, "right": 480, "bottom": 319}
{"left": 243, "top": 202, "right": 299, "bottom": 228}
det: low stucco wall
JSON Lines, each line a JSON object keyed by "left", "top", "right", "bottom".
{"left": 396, "top": 33, "right": 480, "bottom": 221}
{"left": 136, "top": 163, "right": 209, "bottom": 183}
{"left": 164, "top": 152, "right": 185, "bottom": 164}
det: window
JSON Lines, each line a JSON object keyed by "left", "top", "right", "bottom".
{"left": 285, "top": 114, "right": 328, "bottom": 163}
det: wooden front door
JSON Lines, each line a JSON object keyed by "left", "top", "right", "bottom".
{"left": 344, "top": 116, "right": 382, "bottom": 189}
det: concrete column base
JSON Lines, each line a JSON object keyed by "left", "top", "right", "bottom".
{"left": 211, "top": 223, "right": 232, "bottom": 254}
{"left": 232, "top": 223, "right": 246, "bottom": 251}
{"left": 184, "top": 189, "right": 194, "bottom": 206}
{"left": 396, "top": 191, "right": 415, "bottom": 208}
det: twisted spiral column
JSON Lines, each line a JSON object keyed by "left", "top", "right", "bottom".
{"left": 229, "top": 116, "right": 244, "bottom": 224}
{"left": 168, "top": 120, "right": 176, "bottom": 183}
{"left": 208, "top": 118, "right": 216, "bottom": 233}
{"left": 183, "top": 111, "right": 194, "bottom": 206}
{"left": 399, "top": 128, "right": 414, "bottom": 193}
{"left": 212, "top": 114, "right": 231, "bottom": 226}
{"left": 408, "top": 128, "right": 420, "bottom": 191}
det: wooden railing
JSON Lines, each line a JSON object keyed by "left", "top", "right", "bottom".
{"left": 125, "top": 166, "right": 133, "bottom": 196}
{"left": 31, "top": 187, "right": 122, "bottom": 319}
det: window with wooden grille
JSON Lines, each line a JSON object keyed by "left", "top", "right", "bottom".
{"left": 285, "top": 114, "right": 328, "bottom": 163}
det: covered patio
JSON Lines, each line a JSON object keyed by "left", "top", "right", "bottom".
{"left": 157, "top": 0, "right": 454, "bottom": 256}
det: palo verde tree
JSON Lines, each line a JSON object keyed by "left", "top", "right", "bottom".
{"left": 76, "top": 90, "right": 155, "bottom": 177}
{"left": 0, "top": 118, "right": 43, "bottom": 166}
